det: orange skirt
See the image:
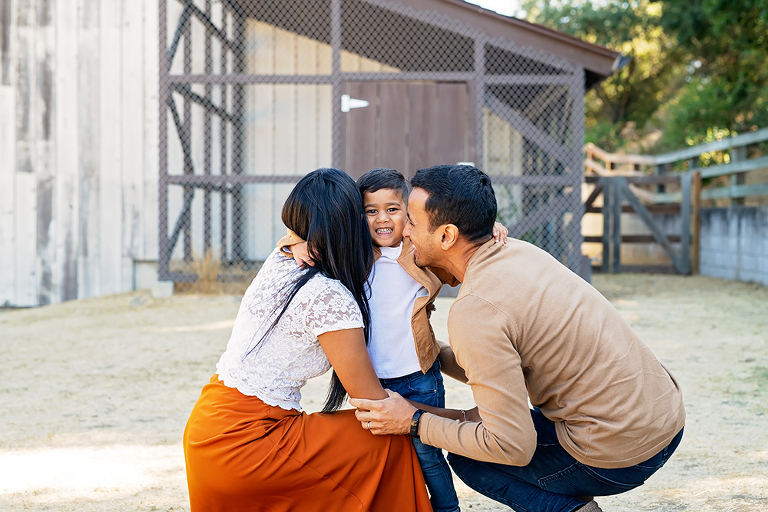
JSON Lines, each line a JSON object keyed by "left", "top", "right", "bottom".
{"left": 184, "top": 375, "right": 433, "bottom": 512}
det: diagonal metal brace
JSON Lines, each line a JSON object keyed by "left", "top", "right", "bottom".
{"left": 171, "top": 84, "right": 236, "bottom": 124}
{"left": 179, "top": 0, "right": 237, "bottom": 53}
{"left": 509, "top": 192, "right": 574, "bottom": 239}
{"left": 166, "top": 5, "right": 191, "bottom": 65}
{"left": 166, "top": 97, "right": 197, "bottom": 256}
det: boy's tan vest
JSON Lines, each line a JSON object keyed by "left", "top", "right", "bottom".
{"left": 277, "top": 231, "right": 457, "bottom": 373}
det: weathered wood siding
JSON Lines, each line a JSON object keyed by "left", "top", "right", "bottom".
{"left": 0, "top": 0, "right": 159, "bottom": 307}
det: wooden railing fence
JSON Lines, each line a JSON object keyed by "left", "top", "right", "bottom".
{"left": 583, "top": 127, "right": 768, "bottom": 274}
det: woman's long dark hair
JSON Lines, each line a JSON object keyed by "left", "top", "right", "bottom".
{"left": 255, "top": 168, "right": 374, "bottom": 412}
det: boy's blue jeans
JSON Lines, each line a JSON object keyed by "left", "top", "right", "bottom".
{"left": 380, "top": 359, "right": 460, "bottom": 512}
{"left": 448, "top": 407, "right": 684, "bottom": 512}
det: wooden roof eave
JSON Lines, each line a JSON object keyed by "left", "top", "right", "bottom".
{"left": 397, "top": 0, "right": 621, "bottom": 81}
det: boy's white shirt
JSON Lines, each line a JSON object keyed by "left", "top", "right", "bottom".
{"left": 367, "top": 242, "right": 426, "bottom": 379}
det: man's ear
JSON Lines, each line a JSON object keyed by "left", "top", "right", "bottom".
{"left": 438, "top": 224, "right": 460, "bottom": 250}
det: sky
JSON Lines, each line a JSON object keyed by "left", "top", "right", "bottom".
{"left": 464, "top": 0, "right": 521, "bottom": 17}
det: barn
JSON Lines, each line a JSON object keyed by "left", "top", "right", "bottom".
{"left": 0, "top": 0, "right": 620, "bottom": 307}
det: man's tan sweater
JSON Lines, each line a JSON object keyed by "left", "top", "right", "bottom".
{"left": 420, "top": 238, "right": 685, "bottom": 469}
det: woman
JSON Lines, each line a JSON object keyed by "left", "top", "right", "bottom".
{"left": 183, "top": 168, "right": 432, "bottom": 512}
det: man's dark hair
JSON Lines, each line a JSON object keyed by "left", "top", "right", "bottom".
{"left": 410, "top": 164, "right": 497, "bottom": 244}
{"left": 356, "top": 168, "right": 409, "bottom": 203}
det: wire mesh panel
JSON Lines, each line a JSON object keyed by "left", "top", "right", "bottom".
{"left": 158, "top": 0, "right": 585, "bottom": 283}
{"left": 483, "top": 40, "right": 585, "bottom": 272}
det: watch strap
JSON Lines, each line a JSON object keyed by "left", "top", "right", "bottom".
{"left": 410, "top": 409, "right": 425, "bottom": 438}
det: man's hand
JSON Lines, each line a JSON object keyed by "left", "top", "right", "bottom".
{"left": 350, "top": 390, "right": 417, "bottom": 435}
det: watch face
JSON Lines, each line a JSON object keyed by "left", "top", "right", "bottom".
{"left": 410, "top": 409, "right": 425, "bottom": 438}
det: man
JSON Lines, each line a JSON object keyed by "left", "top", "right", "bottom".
{"left": 351, "top": 165, "right": 685, "bottom": 512}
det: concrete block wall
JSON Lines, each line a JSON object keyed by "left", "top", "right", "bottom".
{"left": 699, "top": 206, "right": 768, "bottom": 285}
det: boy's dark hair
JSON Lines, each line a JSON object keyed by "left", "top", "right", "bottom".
{"left": 356, "top": 168, "right": 409, "bottom": 203}
{"left": 410, "top": 164, "right": 497, "bottom": 244}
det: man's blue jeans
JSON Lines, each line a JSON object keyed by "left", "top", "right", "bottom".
{"left": 381, "top": 359, "right": 460, "bottom": 512}
{"left": 448, "top": 408, "right": 684, "bottom": 512}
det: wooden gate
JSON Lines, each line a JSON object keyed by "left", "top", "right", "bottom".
{"left": 584, "top": 174, "right": 700, "bottom": 274}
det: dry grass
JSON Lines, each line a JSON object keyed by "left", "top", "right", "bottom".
{"left": 1, "top": 274, "right": 767, "bottom": 511}
{"left": 171, "top": 251, "right": 259, "bottom": 296}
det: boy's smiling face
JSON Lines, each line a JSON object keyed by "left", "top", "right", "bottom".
{"left": 363, "top": 188, "right": 408, "bottom": 248}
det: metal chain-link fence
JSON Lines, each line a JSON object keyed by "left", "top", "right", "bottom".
{"left": 158, "top": 0, "right": 585, "bottom": 283}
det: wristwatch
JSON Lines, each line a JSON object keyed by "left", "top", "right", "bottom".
{"left": 410, "top": 409, "right": 425, "bottom": 438}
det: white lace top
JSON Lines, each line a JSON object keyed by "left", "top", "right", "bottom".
{"left": 215, "top": 248, "right": 364, "bottom": 411}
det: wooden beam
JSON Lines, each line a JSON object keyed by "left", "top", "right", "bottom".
{"left": 601, "top": 178, "right": 611, "bottom": 274}
{"left": 584, "top": 235, "right": 683, "bottom": 244}
{"left": 100, "top": 0, "right": 125, "bottom": 295}
{"left": 586, "top": 203, "right": 681, "bottom": 214}
{"left": 55, "top": 0, "right": 80, "bottom": 302}
{"left": 627, "top": 174, "right": 680, "bottom": 185}
{"left": 583, "top": 143, "right": 655, "bottom": 165}
{"left": 606, "top": 264, "right": 677, "bottom": 274}
{"left": 695, "top": 154, "right": 768, "bottom": 179}
{"left": 680, "top": 172, "right": 691, "bottom": 274}
{"left": 692, "top": 171, "right": 701, "bottom": 274}
{"left": 369, "top": 0, "right": 619, "bottom": 77}
{"left": 612, "top": 176, "right": 621, "bottom": 274}
{"left": 701, "top": 182, "right": 768, "bottom": 200}
{"left": 489, "top": 174, "right": 579, "bottom": 186}
{"left": 730, "top": 145, "right": 747, "bottom": 206}
{"left": 583, "top": 182, "right": 603, "bottom": 210}
{"left": 143, "top": 0, "right": 160, "bottom": 263}
{"left": 0, "top": 85, "right": 15, "bottom": 305}
{"left": 628, "top": 183, "right": 656, "bottom": 204}
{"left": 653, "top": 126, "right": 768, "bottom": 165}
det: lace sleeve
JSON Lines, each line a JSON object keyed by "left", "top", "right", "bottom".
{"left": 304, "top": 280, "right": 365, "bottom": 337}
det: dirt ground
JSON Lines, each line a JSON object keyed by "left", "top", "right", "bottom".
{"left": 1, "top": 274, "right": 767, "bottom": 511}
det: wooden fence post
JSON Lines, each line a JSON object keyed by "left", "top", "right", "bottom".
{"left": 731, "top": 145, "right": 747, "bottom": 206}
{"left": 612, "top": 177, "right": 622, "bottom": 274}
{"left": 692, "top": 171, "right": 701, "bottom": 274}
{"left": 602, "top": 177, "right": 611, "bottom": 274}
{"left": 680, "top": 172, "right": 692, "bottom": 274}
{"left": 656, "top": 164, "right": 666, "bottom": 193}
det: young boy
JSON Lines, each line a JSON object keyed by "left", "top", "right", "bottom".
{"left": 279, "top": 168, "right": 506, "bottom": 512}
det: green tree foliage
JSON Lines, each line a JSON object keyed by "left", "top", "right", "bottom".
{"left": 520, "top": 0, "right": 688, "bottom": 151}
{"left": 654, "top": 0, "right": 768, "bottom": 149}
{"left": 521, "top": 0, "right": 768, "bottom": 153}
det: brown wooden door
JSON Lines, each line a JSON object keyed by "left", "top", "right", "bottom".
{"left": 339, "top": 81, "right": 476, "bottom": 180}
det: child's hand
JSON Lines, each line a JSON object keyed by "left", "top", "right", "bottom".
{"left": 465, "top": 407, "right": 481, "bottom": 422}
{"left": 292, "top": 242, "right": 315, "bottom": 268}
{"left": 492, "top": 222, "right": 508, "bottom": 245}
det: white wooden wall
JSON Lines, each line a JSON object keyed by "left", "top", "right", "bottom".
{"left": 0, "top": 0, "right": 159, "bottom": 307}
